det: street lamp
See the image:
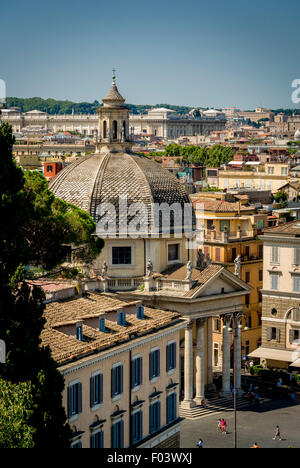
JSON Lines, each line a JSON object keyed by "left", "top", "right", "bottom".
{"left": 231, "top": 311, "right": 244, "bottom": 449}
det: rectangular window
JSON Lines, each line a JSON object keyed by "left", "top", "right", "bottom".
{"left": 294, "top": 248, "right": 300, "bottom": 266}
{"left": 111, "top": 365, "right": 123, "bottom": 398}
{"left": 245, "top": 294, "right": 250, "bottom": 306}
{"left": 257, "top": 220, "right": 264, "bottom": 230}
{"left": 214, "top": 319, "right": 221, "bottom": 332}
{"left": 112, "top": 247, "right": 131, "bottom": 265}
{"left": 245, "top": 271, "right": 251, "bottom": 283}
{"left": 268, "top": 327, "right": 280, "bottom": 342}
{"left": 268, "top": 166, "right": 274, "bottom": 175}
{"left": 149, "top": 349, "right": 160, "bottom": 380}
{"left": 258, "top": 244, "right": 263, "bottom": 259}
{"left": 90, "top": 373, "right": 103, "bottom": 408}
{"left": 131, "top": 357, "right": 142, "bottom": 389}
{"left": 91, "top": 430, "right": 104, "bottom": 448}
{"left": 166, "top": 342, "right": 176, "bottom": 372}
{"left": 168, "top": 244, "right": 179, "bottom": 262}
{"left": 111, "top": 420, "right": 124, "bottom": 448}
{"left": 68, "top": 382, "right": 82, "bottom": 418}
{"left": 245, "top": 340, "right": 250, "bottom": 356}
{"left": 166, "top": 393, "right": 177, "bottom": 424}
{"left": 47, "top": 165, "right": 53, "bottom": 172}
{"left": 149, "top": 401, "right": 161, "bottom": 434}
{"left": 271, "top": 246, "right": 279, "bottom": 264}
{"left": 131, "top": 411, "right": 143, "bottom": 443}
{"left": 259, "top": 269, "right": 263, "bottom": 282}
{"left": 293, "top": 276, "right": 300, "bottom": 292}
{"left": 270, "top": 273, "right": 279, "bottom": 290}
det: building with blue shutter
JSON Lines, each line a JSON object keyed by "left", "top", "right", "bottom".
{"left": 42, "top": 290, "right": 186, "bottom": 448}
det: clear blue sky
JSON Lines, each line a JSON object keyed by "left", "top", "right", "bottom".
{"left": 1, "top": 0, "right": 299, "bottom": 109}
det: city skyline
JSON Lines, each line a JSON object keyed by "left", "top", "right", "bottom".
{"left": 1, "top": 0, "right": 300, "bottom": 109}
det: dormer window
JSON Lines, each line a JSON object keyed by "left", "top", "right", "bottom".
{"left": 76, "top": 324, "right": 83, "bottom": 341}
{"left": 118, "top": 310, "right": 126, "bottom": 326}
{"left": 99, "top": 318, "right": 106, "bottom": 332}
{"left": 137, "top": 305, "right": 144, "bottom": 320}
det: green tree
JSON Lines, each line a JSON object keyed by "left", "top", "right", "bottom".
{"left": 0, "top": 123, "right": 103, "bottom": 447}
{"left": 0, "top": 379, "right": 36, "bottom": 448}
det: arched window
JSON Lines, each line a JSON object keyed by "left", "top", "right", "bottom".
{"left": 113, "top": 121, "right": 118, "bottom": 140}
{"left": 103, "top": 121, "right": 107, "bottom": 139}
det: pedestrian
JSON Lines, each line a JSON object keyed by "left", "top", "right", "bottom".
{"left": 221, "top": 418, "right": 227, "bottom": 434}
{"left": 273, "top": 425, "right": 282, "bottom": 441}
{"left": 251, "top": 442, "right": 259, "bottom": 448}
{"left": 217, "top": 418, "right": 222, "bottom": 433}
{"left": 197, "top": 438, "right": 203, "bottom": 448}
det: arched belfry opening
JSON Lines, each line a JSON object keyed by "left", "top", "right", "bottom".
{"left": 103, "top": 121, "right": 107, "bottom": 139}
{"left": 112, "top": 121, "right": 118, "bottom": 140}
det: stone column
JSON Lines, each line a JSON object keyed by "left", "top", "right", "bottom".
{"left": 206, "top": 317, "right": 214, "bottom": 389}
{"left": 222, "top": 315, "right": 231, "bottom": 396}
{"left": 182, "top": 320, "right": 196, "bottom": 409}
{"left": 234, "top": 316, "right": 242, "bottom": 393}
{"left": 195, "top": 319, "right": 205, "bottom": 404}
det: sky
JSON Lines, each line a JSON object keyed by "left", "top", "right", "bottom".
{"left": 1, "top": 0, "right": 300, "bottom": 109}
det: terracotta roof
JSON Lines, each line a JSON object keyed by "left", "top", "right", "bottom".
{"left": 41, "top": 292, "right": 181, "bottom": 364}
{"left": 192, "top": 198, "right": 254, "bottom": 213}
{"left": 263, "top": 220, "right": 300, "bottom": 236}
{"left": 160, "top": 263, "right": 224, "bottom": 297}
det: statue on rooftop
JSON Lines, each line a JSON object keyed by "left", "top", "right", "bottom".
{"left": 146, "top": 258, "right": 153, "bottom": 278}
{"left": 206, "top": 253, "right": 212, "bottom": 266}
{"left": 234, "top": 255, "right": 241, "bottom": 278}
{"left": 186, "top": 260, "right": 193, "bottom": 281}
{"left": 197, "top": 249, "right": 205, "bottom": 269}
{"left": 101, "top": 261, "right": 108, "bottom": 279}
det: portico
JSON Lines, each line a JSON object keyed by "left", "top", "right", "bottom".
{"left": 119, "top": 263, "right": 251, "bottom": 407}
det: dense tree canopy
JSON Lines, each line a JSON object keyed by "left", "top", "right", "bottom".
{"left": 162, "top": 143, "right": 234, "bottom": 167}
{"left": 0, "top": 122, "right": 104, "bottom": 447}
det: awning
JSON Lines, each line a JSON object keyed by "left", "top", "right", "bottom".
{"left": 248, "top": 347, "right": 300, "bottom": 362}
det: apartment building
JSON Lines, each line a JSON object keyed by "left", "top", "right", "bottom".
{"left": 249, "top": 221, "right": 300, "bottom": 370}
{"left": 41, "top": 287, "right": 186, "bottom": 448}
{"left": 218, "top": 162, "right": 290, "bottom": 193}
{"left": 191, "top": 196, "right": 267, "bottom": 354}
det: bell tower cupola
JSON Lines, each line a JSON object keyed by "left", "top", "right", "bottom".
{"left": 97, "top": 70, "right": 132, "bottom": 153}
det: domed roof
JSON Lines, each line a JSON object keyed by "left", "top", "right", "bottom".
{"left": 49, "top": 152, "right": 192, "bottom": 233}
{"left": 102, "top": 72, "right": 126, "bottom": 107}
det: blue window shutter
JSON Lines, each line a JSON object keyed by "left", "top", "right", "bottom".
{"left": 111, "top": 368, "right": 115, "bottom": 397}
{"left": 120, "top": 365, "right": 123, "bottom": 394}
{"left": 78, "top": 383, "right": 82, "bottom": 414}
{"left": 158, "top": 401, "right": 161, "bottom": 429}
{"left": 157, "top": 350, "right": 160, "bottom": 376}
{"left": 167, "top": 395, "right": 170, "bottom": 423}
{"left": 139, "top": 410, "right": 143, "bottom": 440}
{"left": 68, "top": 386, "right": 73, "bottom": 418}
{"left": 173, "top": 343, "right": 177, "bottom": 369}
{"left": 139, "top": 357, "right": 142, "bottom": 385}
{"left": 90, "top": 376, "right": 94, "bottom": 408}
{"left": 99, "top": 373, "right": 103, "bottom": 403}
{"left": 91, "top": 434, "right": 95, "bottom": 449}
{"left": 120, "top": 420, "right": 124, "bottom": 448}
{"left": 149, "top": 353, "right": 153, "bottom": 380}
{"left": 166, "top": 344, "right": 170, "bottom": 371}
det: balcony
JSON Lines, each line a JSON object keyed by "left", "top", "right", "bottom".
{"left": 204, "top": 229, "right": 256, "bottom": 243}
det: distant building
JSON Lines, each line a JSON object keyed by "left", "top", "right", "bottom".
{"left": 43, "top": 161, "right": 63, "bottom": 180}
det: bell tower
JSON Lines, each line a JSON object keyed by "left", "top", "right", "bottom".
{"left": 97, "top": 71, "right": 132, "bottom": 153}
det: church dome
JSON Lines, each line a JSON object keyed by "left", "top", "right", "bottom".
{"left": 49, "top": 151, "right": 191, "bottom": 232}
{"left": 49, "top": 73, "right": 192, "bottom": 235}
